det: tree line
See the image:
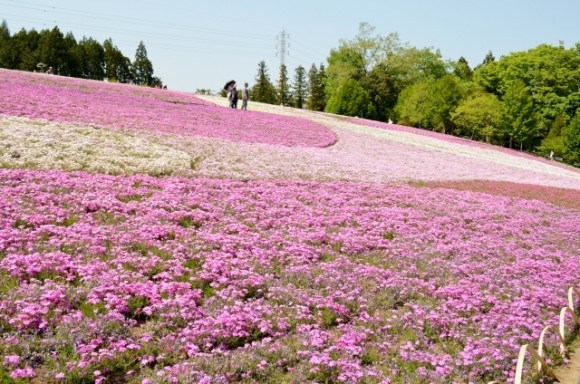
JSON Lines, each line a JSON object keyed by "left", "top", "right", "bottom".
{"left": 0, "top": 20, "right": 162, "bottom": 87}
{"left": 250, "top": 23, "right": 580, "bottom": 165}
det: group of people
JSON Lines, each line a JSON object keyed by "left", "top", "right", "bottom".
{"left": 227, "top": 82, "right": 249, "bottom": 110}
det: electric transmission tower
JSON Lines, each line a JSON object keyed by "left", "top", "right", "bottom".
{"left": 276, "top": 29, "right": 290, "bottom": 67}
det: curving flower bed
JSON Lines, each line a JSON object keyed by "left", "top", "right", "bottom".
{"left": 0, "top": 169, "right": 578, "bottom": 383}
{"left": 350, "top": 118, "right": 579, "bottom": 173}
{"left": 0, "top": 69, "right": 336, "bottom": 148}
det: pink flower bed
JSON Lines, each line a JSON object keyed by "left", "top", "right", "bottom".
{"left": 0, "top": 69, "right": 336, "bottom": 148}
{"left": 419, "top": 180, "right": 580, "bottom": 210}
{"left": 351, "top": 118, "right": 578, "bottom": 172}
{"left": 1, "top": 168, "right": 578, "bottom": 383}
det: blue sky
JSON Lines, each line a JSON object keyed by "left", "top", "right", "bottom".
{"left": 1, "top": 0, "right": 579, "bottom": 93}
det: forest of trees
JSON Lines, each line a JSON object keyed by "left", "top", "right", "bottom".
{"left": 2, "top": 19, "right": 578, "bottom": 165}
{"left": 0, "top": 20, "right": 162, "bottom": 87}
{"left": 251, "top": 23, "right": 580, "bottom": 166}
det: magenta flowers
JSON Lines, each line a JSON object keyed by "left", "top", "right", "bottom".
{"left": 0, "top": 169, "right": 578, "bottom": 383}
{"left": 0, "top": 69, "right": 336, "bottom": 148}
{"left": 0, "top": 69, "right": 578, "bottom": 383}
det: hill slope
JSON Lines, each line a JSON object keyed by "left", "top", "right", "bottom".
{"left": 0, "top": 69, "right": 578, "bottom": 384}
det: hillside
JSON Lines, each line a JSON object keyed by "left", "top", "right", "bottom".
{"left": 0, "top": 69, "right": 578, "bottom": 384}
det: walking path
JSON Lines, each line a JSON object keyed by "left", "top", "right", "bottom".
{"left": 555, "top": 344, "right": 580, "bottom": 384}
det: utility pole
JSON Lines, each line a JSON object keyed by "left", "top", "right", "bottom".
{"left": 276, "top": 29, "right": 289, "bottom": 68}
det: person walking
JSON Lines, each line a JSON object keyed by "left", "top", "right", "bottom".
{"left": 230, "top": 86, "right": 238, "bottom": 108}
{"left": 241, "top": 82, "right": 250, "bottom": 110}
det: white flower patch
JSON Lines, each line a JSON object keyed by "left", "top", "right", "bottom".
{"left": 194, "top": 95, "right": 580, "bottom": 189}
{"left": 0, "top": 116, "right": 193, "bottom": 176}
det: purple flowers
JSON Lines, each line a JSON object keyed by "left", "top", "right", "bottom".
{"left": 0, "top": 69, "right": 336, "bottom": 148}
{"left": 0, "top": 68, "right": 578, "bottom": 383}
{"left": 0, "top": 169, "right": 578, "bottom": 382}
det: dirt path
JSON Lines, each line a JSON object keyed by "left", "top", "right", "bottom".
{"left": 555, "top": 343, "right": 580, "bottom": 384}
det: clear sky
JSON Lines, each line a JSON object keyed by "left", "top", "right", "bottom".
{"left": 2, "top": 0, "right": 579, "bottom": 93}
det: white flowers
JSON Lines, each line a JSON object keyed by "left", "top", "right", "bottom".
{"left": 0, "top": 116, "right": 193, "bottom": 176}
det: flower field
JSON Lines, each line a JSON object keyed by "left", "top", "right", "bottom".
{"left": 0, "top": 70, "right": 336, "bottom": 148}
{"left": 0, "top": 69, "right": 579, "bottom": 383}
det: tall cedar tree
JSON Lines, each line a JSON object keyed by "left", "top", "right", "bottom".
{"left": 76, "top": 37, "right": 105, "bottom": 80}
{"left": 277, "top": 63, "right": 290, "bottom": 106}
{"left": 252, "top": 60, "right": 277, "bottom": 104}
{"left": 292, "top": 65, "right": 307, "bottom": 108}
{"left": 0, "top": 20, "right": 151, "bottom": 84}
{"left": 104, "top": 38, "right": 132, "bottom": 83}
{"left": 132, "top": 41, "right": 154, "bottom": 86}
{"left": 307, "top": 63, "right": 326, "bottom": 111}
{"left": 0, "top": 20, "right": 12, "bottom": 68}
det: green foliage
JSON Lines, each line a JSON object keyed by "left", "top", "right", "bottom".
{"left": 0, "top": 364, "right": 15, "bottom": 384}
{"left": 73, "top": 37, "right": 105, "bottom": 80}
{"left": 538, "top": 115, "right": 568, "bottom": 158}
{"left": 133, "top": 41, "right": 155, "bottom": 86}
{"left": 252, "top": 60, "right": 278, "bottom": 104}
{"left": 277, "top": 63, "right": 291, "bottom": 106}
{"left": 363, "top": 62, "right": 400, "bottom": 121}
{"left": 563, "top": 110, "right": 580, "bottom": 163}
{"left": 395, "top": 75, "right": 463, "bottom": 133}
{"left": 12, "top": 218, "right": 34, "bottom": 230}
{"left": 453, "top": 56, "right": 473, "bottom": 80}
{"left": 79, "top": 301, "right": 107, "bottom": 318}
{"left": 451, "top": 93, "right": 503, "bottom": 142}
{"left": 307, "top": 63, "right": 326, "bottom": 111}
{"left": 125, "top": 295, "right": 151, "bottom": 319}
{"left": 115, "top": 193, "right": 143, "bottom": 203}
{"left": 57, "top": 215, "right": 78, "bottom": 227}
{"left": 501, "top": 79, "right": 539, "bottom": 149}
{"left": 292, "top": 65, "right": 307, "bottom": 108}
{"left": 103, "top": 38, "right": 132, "bottom": 83}
{"left": 326, "top": 78, "right": 375, "bottom": 118}
{"left": 0, "top": 20, "right": 153, "bottom": 84}
{"left": 382, "top": 231, "right": 395, "bottom": 240}
{"left": 475, "top": 44, "right": 580, "bottom": 135}
{"left": 0, "top": 20, "right": 12, "bottom": 68}
{"left": 178, "top": 216, "right": 202, "bottom": 229}
{"left": 0, "top": 270, "right": 19, "bottom": 295}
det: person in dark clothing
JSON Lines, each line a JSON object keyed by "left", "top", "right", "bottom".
{"left": 230, "top": 86, "right": 238, "bottom": 108}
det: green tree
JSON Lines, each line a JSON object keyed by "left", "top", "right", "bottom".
{"left": 453, "top": 56, "right": 473, "bottom": 80}
{"left": 538, "top": 115, "right": 568, "bottom": 158}
{"left": 364, "top": 62, "right": 400, "bottom": 121}
{"left": 307, "top": 63, "right": 326, "bottom": 111}
{"left": 12, "top": 28, "right": 41, "bottom": 71}
{"left": 474, "top": 44, "right": 580, "bottom": 135}
{"left": 563, "top": 110, "right": 580, "bottom": 163}
{"left": 324, "top": 22, "right": 386, "bottom": 112}
{"left": 74, "top": 37, "right": 105, "bottom": 80}
{"left": 292, "top": 65, "right": 307, "bottom": 108}
{"left": 60, "top": 32, "right": 79, "bottom": 77}
{"left": 395, "top": 80, "right": 430, "bottom": 128}
{"left": 326, "top": 78, "right": 375, "bottom": 118}
{"left": 395, "top": 75, "right": 463, "bottom": 133}
{"left": 132, "top": 41, "right": 154, "bottom": 86}
{"left": 37, "top": 26, "right": 67, "bottom": 74}
{"left": 501, "top": 79, "right": 538, "bottom": 150}
{"left": 277, "top": 63, "right": 290, "bottom": 105}
{"left": 104, "top": 38, "right": 131, "bottom": 83}
{"left": 481, "top": 50, "right": 495, "bottom": 66}
{"left": 252, "top": 60, "right": 277, "bottom": 104}
{"left": 0, "top": 20, "right": 12, "bottom": 68}
{"left": 451, "top": 93, "right": 502, "bottom": 143}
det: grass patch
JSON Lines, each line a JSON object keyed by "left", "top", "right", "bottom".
{"left": 115, "top": 193, "right": 144, "bottom": 203}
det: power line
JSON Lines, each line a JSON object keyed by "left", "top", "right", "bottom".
{"left": 0, "top": 0, "right": 276, "bottom": 41}
{"left": 276, "top": 29, "right": 289, "bottom": 67}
